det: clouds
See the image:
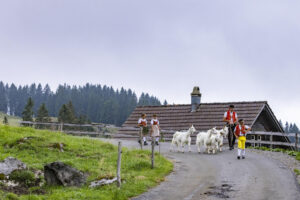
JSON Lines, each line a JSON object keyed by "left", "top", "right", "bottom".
{"left": 0, "top": 0, "right": 299, "bottom": 126}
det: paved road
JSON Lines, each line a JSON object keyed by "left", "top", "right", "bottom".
{"left": 101, "top": 139, "right": 300, "bottom": 200}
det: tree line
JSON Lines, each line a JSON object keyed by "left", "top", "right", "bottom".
{"left": 279, "top": 120, "right": 299, "bottom": 133}
{"left": 0, "top": 82, "right": 165, "bottom": 126}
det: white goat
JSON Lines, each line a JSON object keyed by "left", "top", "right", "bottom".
{"left": 170, "top": 125, "right": 196, "bottom": 153}
{"left": 215, "top": 126, "right": 229, "bottom": 152}
{"left": 196, "top": 127, "right": 218, "bottom": 154}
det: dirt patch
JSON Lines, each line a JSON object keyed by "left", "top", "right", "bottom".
{"left": 0, "top": 184, "right": 46, "bottom": 195}
{"left": 201, "top": 182, "right": 235, "bottom": 199}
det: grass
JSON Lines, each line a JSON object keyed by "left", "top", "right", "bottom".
{"left": 0, "top": 125, "right": 173, "bottom": 200}
{"left": 0, "top": 112, "right": 21, "bottom": 127}
{"left": 248, "top": 146, "right": 300, "bottom": 161}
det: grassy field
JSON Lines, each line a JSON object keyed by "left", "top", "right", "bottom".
{"left": 0, "top": 126, "right": 173, "bottom": 200}
{"left": 0, "top": 112, "right": 21, "bottom": 127}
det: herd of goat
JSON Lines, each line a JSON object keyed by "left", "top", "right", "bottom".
{"left": 170, "top": 125, "right": 229, "bottom": 154}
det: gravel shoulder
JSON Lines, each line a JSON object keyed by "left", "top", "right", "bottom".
{"left": 101, "top": 139, "right": 300, "bottom": 200}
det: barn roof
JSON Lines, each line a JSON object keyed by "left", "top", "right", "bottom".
{"left": 120, "top": 101, "right": 284, "bottom": 134}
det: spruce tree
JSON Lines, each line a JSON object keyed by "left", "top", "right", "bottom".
{"left": 22, "top": 97, "right": 34, "bottom": 122}
{"left": 285, "top": 122, "right": 289, "bottom": 133}
{"left": 163, "top": 100, "right": 168, "bottom": 105}
{"left": 36, "top": 103, "right": 50, "bottom": 123}
{"left": 3, "top": 116, "right": 8, "bottom": 125}
{"left": 58, "top": 104, "right": 71, "bottom": 123}
{"left": 66, "top": 101, "right": 76, "bottom": 123}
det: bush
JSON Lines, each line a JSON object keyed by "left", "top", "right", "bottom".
{"left": 294, "top": 169, "right": 300, "bottom": 176}
{"left": 9, "top": 170, "right": 35, "bottom": 187}
{"left": 4, "top": 193, "right": 19, "bottom": 200}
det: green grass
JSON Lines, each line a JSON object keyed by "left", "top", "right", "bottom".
{"left": 294, "top": 169, "right": 300, "bottom": 176}
{"left": 0, "top": 112, "right": 21, "bottom": 127}
{"left": 0, "top": 126, "right": 173, "bottom": 200}
{"left": 248, "top": 146, "right": 300, "bottom": 161}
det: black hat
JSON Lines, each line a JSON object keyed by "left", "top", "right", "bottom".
{"left": 229, "top": 105, "right": 234, "bottom": 108}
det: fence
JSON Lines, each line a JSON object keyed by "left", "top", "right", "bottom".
{"left": 19, "top": 121, "right": 111, "bottom": 137}
{"left": 245, "top": 131, "right": 298, "bottom": 151}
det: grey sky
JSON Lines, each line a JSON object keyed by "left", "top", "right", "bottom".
{"left": 0, "top": 0, "right": 299, "bottom": 126}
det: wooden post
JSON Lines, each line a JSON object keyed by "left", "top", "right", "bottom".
{"left": 151, "top": 137, "right": 155, "bottom": 169}
{"left": 139, "top": 127, "right": 143, "bottom": 150}
{"left": 117, "top": 141, "right": 122, "bottom": 187}
{"left": 60, "top": 123, "right": 63, "bottom": 132}
{"left": 270, "top": 134, "right": 273, "bottom": 149}
{"left": 295, "top": 133, "right": 298, "bottom": 151}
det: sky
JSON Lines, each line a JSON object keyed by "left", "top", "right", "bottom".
{"left": 0, "top": 0, "right": 299, "bottom": 126}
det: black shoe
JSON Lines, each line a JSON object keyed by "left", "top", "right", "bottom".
{"left": 144, "top": 141, "right": 148, "bottom": 146}
{"left": 229, "top": 147, "right": 232, "bottom": 150}
{"left": 242, "top": 156, "right": 245, "bottom": 159}
{"left": 155, "top": 141, "right": 159, "bottom": 145}
{"left": 232, "top": 147, "right": 234, "bottom": 150}
{"left": 237, "top": 156, "right": 240, "bottom": 160}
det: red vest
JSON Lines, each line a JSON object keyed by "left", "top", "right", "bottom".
{"left": 226, "top": 110, "right": 237, "bottom": 123}
{"left": 139, "top": 119, "right": 147, "bottom": 126}
{"left": 152, "top": 120, "right": 158, "bottom": 125}
{"left": 235, "top": 125, "right": 246, "bottom": 137}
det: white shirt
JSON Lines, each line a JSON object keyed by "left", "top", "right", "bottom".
{"left": 138, "top": 118, "right": 147, "bottom": 125}
{"left": 151, "top": 119, "right": 159, "bottom": 125}
{"left": 224, "top": 111, "right": 238, "bottom": 123}
{"left": 234, "top": 125, "right": 250, "bottom": 136}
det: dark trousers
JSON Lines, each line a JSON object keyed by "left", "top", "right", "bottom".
{"left": 227, "top": 124, "right": 236, "bottom": 148}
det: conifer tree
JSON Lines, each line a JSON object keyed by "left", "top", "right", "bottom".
{"left": 3, "top": 116, "right": 8, "bottom": 125}
{"left": 22, "top": 97, "right": 34, "bottom": 122}
{"left": 36, "top": 103, "right": 50, "bottom": 123}
{"left": 58, "top": 104, "right": 71, "bottom": 123}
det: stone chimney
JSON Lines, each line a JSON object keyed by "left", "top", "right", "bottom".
{"left": 191, "top": 86, "right": 201, "bottom": 112}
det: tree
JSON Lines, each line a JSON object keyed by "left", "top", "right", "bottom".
{"left": 22, "top": 97, "right": 34, "bottom": 122}
{"left": 66, "top": 101, "right": 76, "bottom": 123}
{"left": 36, "top": 103, "right": 50, "bottom": 123}
{"left": 3, "top": 116, "right": 8, "bottom": 125}
{"left": 58, "top": 104, "right": 71, "bottom": 123}
{"left": 163, "top": 100, "right": 168, "bottom": 105}
{"left": 285, "top": 122, "right": 289, "bottom": 133}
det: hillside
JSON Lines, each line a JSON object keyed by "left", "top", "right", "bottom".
{"left": 0, "top": 126, "right": 173, "bottom": 200}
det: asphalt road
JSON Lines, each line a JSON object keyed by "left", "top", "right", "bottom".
{"left": 101, "top": 139, "right": 300, "bottom": 200}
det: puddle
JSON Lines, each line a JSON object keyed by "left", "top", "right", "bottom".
{"left": 200, "top": 182, "right": 235, "bottom": 199}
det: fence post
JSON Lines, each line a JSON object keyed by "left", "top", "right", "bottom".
{"left": 270, "top": 134, "right": 273, "bottom": 149}
{"left": 151, "top": 137, "right": 155, "bottom": 169}
{"left": 117, "top": 141, "right": 122, "bottom": 187}
{"left": 60, "top": 123, "right": 63, "bottom": 132}
{"left": 295, "top": 133, "right": 298, "bottom": 151}
{"left": 139, "top": 127, "right": 143, "bottom": 150}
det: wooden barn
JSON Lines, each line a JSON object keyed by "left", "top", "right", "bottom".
{"left": 119, "top": 87, "right": 293, "bottom": 149}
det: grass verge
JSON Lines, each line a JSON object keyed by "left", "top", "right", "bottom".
{"left": 0, "top": 125, "right": 173, "bottom": 200}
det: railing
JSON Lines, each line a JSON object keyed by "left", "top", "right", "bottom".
{"left": 246, "top": 131, "right": 299, "bottom": 150}
{"left": 19, "top": 121, "right": 110, "bottom": 137}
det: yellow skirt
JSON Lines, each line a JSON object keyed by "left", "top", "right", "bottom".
{"left": 238, "top": 136, "right": 246, "bottom": 149}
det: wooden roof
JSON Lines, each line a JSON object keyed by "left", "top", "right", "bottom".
{"left": 120, "top": 101, "right": 283, "bottom": 133}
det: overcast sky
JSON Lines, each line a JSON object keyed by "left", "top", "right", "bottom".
{"left": 0, "top": 0, "right": 299, "bottom": 126}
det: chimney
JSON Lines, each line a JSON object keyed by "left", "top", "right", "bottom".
{"left": 191, "top": 86, "right": 201, "bottom": 112}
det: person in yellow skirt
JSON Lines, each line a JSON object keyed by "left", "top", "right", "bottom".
{"left": 234, "top": 119, "right": 251, "bottom": 159}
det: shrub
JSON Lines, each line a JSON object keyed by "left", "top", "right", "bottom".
{"left": 9, "top": 170, "right": 35, "bottom": 187}
{"left": 5, "top": 193, "right": 19, "bottom": 200}
{"left": 294, "top": 169, "right": 300, "bottom": 176}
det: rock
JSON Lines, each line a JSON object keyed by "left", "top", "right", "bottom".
{"left": 89, "top": 177, "right": 117, "bottom": 188}
{"left": 0, "top": 157, "right": 27, "bottom": 176}
{"left": 44, "top": 162, "right": 86, "bottom": 187}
